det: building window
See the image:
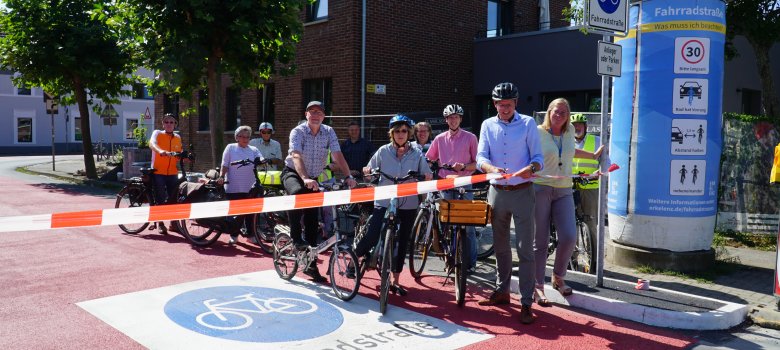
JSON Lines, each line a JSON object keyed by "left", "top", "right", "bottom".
{"left": 303, "top": 78, "right": 332, "bottom": 115}
{"left": 741, "top": 88, "right": 762, "bottom": 115}
{"left": 16, "top": 117, "right": 33, "bottom": 143}
{"left": 226, "top": 87, "right": 241, "bottom": 131}
{"left": 259, "top": 85, "right": 276, "bottom": 126}
{"left": 16, "top": 85, "right": 31, "bottom": 95}
{"left": 163, "top": 94, "right": 180, "bottom": 117}
{"left": 125, "top": 118, "right": 139, "bottom": 140}
{"left": 487, "top": 0, "right": 512, "bottom": 38}
{"left": 132, "top": 83, "right": 153, "bottom": 100}
{"left": 307, "top": 0, "right": 328, "bottom": 21}
{"left": 74, "top": 117, "right": 83, "bottom": 142}
{"left": 198, "top": 90, "right": 209, "bottom": 131}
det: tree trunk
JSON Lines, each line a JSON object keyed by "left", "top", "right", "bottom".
{"left": 207, "top": 54, "right": 225, "bottom": 168}
{"left": 74, "top": 83, "right": 97, "bottom": 179}
{"left": 750, "top": 39, "right": 780, "bottom": 119}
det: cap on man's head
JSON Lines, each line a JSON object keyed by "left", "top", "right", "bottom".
{"left": 306, "top": 101, "right": 325, "bottom": 111}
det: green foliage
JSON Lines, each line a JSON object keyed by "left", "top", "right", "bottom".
{"left": 723, "top": 112, "right": 776, "bottom": 124}
{"left": 0, "top": 0, "right": 137, "bottom": 179}
{"left": 132, "top": 125, "right": 149, "bottom": 149}
{"left": 714, "top": 229, "right": 778, "bottom": 251}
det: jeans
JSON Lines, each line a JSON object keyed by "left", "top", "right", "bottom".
{"left": 353, "top": 207, "right": 416, "bottom": 273}
{"left": 153, "top": 174, "right": 179, "bottom": 205}
{"left": 282, "top": 167, "right": 318, "bottom": 247}
{"left": 533, "top": 184, "right": 576, "bottom": 285}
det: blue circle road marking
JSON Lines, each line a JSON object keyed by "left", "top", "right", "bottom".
{"left": 164, "top": 286, "right": 343, "bottom": 343}
{"left": 598, "top": 0, "right": 620, "bottom": 14}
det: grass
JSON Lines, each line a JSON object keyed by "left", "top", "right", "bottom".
{"left": 634, "top": 259, "right": 742, "bottom": 284}
{"left": 712, "top": 229, "right": 777, "bottom": 251}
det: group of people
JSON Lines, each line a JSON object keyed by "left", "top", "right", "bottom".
{"left": 149, "top": 82, "right": 606, "bottom": 325}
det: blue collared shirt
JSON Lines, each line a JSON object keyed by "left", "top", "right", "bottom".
{"left": 284, "top": 123, "right": 341, "bottom": 178}
{"left": 476, "top": 112, "right": 544, "bottom": 185}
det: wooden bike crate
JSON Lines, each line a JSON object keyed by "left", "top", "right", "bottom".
{"left": 436, "top": 199, "right": 491, "bottom": 226}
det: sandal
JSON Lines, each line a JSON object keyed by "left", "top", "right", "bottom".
{"left": 552, "top": 275, "right": 573, "bottom": 296}
{"left": 390, "top": 285, "right": 408, "bottom": 296}
{"left": 534, "top": 284, "right": 551, "bottom": 307}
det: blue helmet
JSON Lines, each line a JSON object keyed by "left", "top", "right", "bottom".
{"left": 388, "top": 114, "right": 414, "bottom": 129}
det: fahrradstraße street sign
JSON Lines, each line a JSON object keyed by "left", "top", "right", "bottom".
{"left": 587, "top": 0, "right": 629, "bottom": 34}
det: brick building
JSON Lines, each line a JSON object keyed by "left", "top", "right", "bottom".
{"left": 154, "top": 0, "right": 571, "bottom": 169}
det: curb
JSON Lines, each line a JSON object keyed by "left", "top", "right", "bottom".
{"left": 509, "top": 271, "right": 748, "bottom": 330}
{"left": 748, "top": 306, "right": 780, "bottom": 331}
{"left": 18, "top": 165, "right": 123, "bottom": 191}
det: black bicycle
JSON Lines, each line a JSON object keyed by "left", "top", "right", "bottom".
{"left": 114, "top": 150, "right": 194, "bottom": 234}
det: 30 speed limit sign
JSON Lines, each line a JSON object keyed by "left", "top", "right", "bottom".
{"left": 674, "top": 37, "right": 710, "bottom": 74}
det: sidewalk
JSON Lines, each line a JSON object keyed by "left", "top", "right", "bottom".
{"left": 21, "top": 158, "right": 780, "bottom": 330}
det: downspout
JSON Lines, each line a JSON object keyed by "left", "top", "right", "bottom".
{"left": 360, "top": 0, "right": 366, "bottom": 138}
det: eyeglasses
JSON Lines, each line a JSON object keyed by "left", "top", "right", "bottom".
{"left": 260, "top": 130, "right": 272, "bottom": 134}
{"left": 393, "top": 129, "right": 409, "bottom": 134}
{"left": 236, "top": 135, "right": 250, "bottom": 139}
{"left": 307, "top": 109, "right": 325, "bottom": 116}
{"left": 163, "top": 121, "right": 176, "bottom": 124}
{"left": 417, "top": 129, "right": 430, "bottom": 133}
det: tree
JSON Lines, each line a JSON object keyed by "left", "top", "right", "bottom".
{"left": 0, "top": 0, "right": 136, "bottom": 179}
{"left": 726, "top": 0, "right": 780, "bottom": 120}
{"left": 122, "top": 0, "right": 307, "bottom": 167}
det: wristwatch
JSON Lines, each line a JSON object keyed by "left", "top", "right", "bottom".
{"left": 530, "top": 163, "right": 539, "bottom": 174}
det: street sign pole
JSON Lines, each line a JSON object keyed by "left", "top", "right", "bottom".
{"left": 51, "top": 109, "right": 56, "bottom": 171}
{"left": 587, "top": 0, "right": 627, "bottom": 287}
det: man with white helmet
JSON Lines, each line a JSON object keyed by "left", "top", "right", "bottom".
{"left": 249, "top": 122, "right": 283, "bottom": 170}
{"left": 426, "top": 104, "right": 479, "bottom": 272}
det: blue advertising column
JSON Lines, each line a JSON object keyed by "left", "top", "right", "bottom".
{"left": 608, "top": 0, "right": 726, "bottom": 252}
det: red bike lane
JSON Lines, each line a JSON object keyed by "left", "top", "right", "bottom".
{"left": 0, "top": 176, "right": 694, "bottom": 349}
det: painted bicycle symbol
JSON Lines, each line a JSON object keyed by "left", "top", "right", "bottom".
{"left": 196, "top": 293, "right": 318, "bottom": 330}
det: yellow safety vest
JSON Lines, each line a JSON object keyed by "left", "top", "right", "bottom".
{"left": 317, "top": 151, "right": 334, "bottom": 183}
{"left": 771, "top": 143, "right": 780, "bottom": 183}
{"left": 572, "top": 134, "right": 600, "bottom": 189}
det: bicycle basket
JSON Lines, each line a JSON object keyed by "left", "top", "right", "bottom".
{"left": 436, "top": 199, "right": 491, "bottom": 226}
{"left": 257, "top": 170, "right": 282, "bottom": 185}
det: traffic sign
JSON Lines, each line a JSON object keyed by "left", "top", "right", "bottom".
{"left": 597, "top": 41, "right": 622, "bottom": 77}
{"left": 44, "top": 92, "right": 59, "bottom": 114}
{"left": 587, "top": 0, "right": 628, "bottom": 34}
{"left": 143, "top": 106, "right": 152, "bottom": 120}
{"left": 674, "top": 37, "right": 710, "bottom": 74}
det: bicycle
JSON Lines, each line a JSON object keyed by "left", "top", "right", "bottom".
{"left": 354, "top": 169, "right": 426, "bottom": 314}
{"left": 272, "top": 180, "right": 361, "bottom": 301}
{"left": 196, "top": 293, "right": 318, "bottom": 331}
{"left": 408, "top": 172, "right": 489, "bottom": 306}
{"left": 114, "top": 149, "right": 194, "bottom": 234}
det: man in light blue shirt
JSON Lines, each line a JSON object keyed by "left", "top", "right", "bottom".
{"left": 476, "top": 82, "right": 543, "bottom": 325}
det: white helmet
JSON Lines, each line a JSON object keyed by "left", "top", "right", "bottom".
{"left": 258, "top": 122, "right": 274, "bottom": 132}
{"left": 442, "top": 104, "right": 464, "bottom": 117}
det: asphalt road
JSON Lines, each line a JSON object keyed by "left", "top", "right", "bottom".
{"left": 1, "top": 155, "right": 778, "bottom": 350}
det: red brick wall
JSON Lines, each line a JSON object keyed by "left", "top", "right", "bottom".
{"left": 162, "top": 0, "right": 570, "bottom": 172}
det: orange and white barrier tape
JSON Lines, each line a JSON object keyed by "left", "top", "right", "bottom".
{"left": 0, "top": 173, "right": 506, "bottom": 233}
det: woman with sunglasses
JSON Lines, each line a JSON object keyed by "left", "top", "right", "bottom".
{"left": 353, "top": 115, "right": 433, "bottom": 296}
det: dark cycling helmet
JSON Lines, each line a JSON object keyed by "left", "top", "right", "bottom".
{"left": 491, "top": 82, "right": 519, "bottom": 101}
{"left": 570, "top": 113, "right": 587, "bottom": 124}
{"left": 389, "top": 114, "right": 414, "bottom": 128}
{"left": 442, "top": 104, "right": 464, "bottom": 117}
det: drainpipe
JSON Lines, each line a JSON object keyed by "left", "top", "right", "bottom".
{"left": 360, "top": 0, "right": 366, "bottom": 138}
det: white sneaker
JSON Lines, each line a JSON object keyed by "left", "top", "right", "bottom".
{"left": 228, "top": 236, "right": 237, "bottom": 245}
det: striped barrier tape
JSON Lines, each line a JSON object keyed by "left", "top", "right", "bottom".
{"left": 0, "top": 173, "right": 506, "bottom": 233}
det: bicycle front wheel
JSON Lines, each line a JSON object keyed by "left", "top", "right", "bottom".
{"left": 408, "top": 209, "right": 433, "bottom": 279}
{"left": 250, "top": 212, "right": 278, "bottom": 254}
{"left": 379, "top": 226, "right": 394, "bottom": 314}
{"left": 178, "top": 219, "right": 221, "bottom": 247}
{"left": 273, "top": 233, "right": 299, "bottom": 280}
{"left": 454, "top": 227, "right": 468, "bottom": 307}
{"left": 115, "top": 186, "right": 151, "bottom": 234}
{"left": 475, "top": 226, "right": 495, "bottom": 260}
{"left": 573, "top": 221, "right": 594, "bottom": 274}
{"left": 329, "top": 247, "right": 360, "bottom": 301}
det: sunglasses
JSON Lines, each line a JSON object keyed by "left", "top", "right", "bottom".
{"left": 260, "top": 130, "right": 272, "bottom": 134}
{"left": 393, "top": 129, "right": 409, "bottom": 134}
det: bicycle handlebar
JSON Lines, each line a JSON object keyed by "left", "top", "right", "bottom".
{"left": 230, "top": 157, "right": 269, "bottom": 167}
{"left": 366, "top": 168, "right": 426, "bottom": 184}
